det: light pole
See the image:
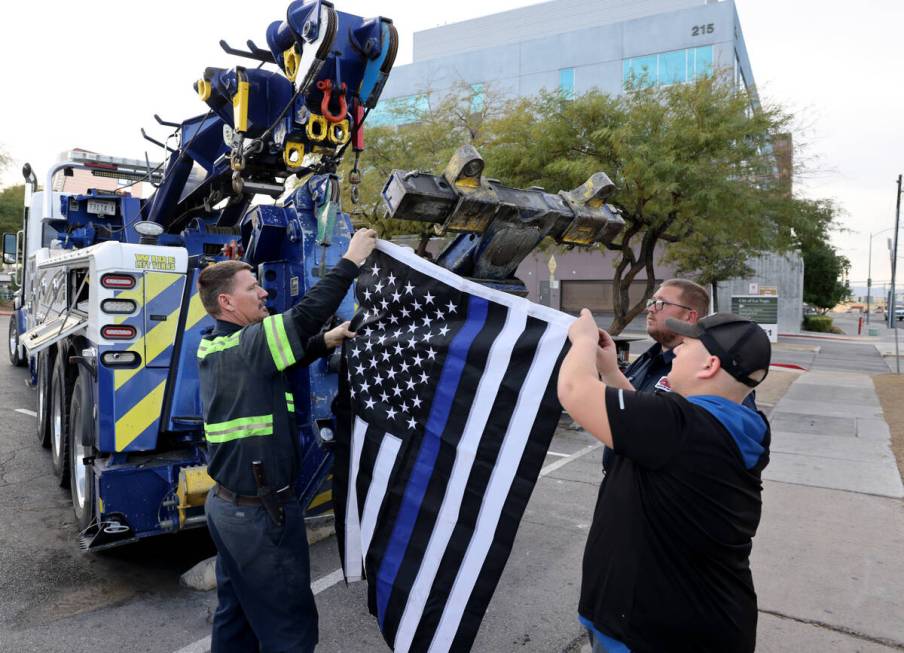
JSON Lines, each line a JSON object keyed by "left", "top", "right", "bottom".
{"left": 890, "top": 174, "right": 901, "bottom": 373}
{"left": 867, "top": 231, "right": 873, "bottom": 324}
{"left": 865, "top": 228, "right": 896, "bottom": 326}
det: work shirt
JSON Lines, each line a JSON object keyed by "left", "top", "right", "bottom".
{"left": 197, "top": 258, "right": 360, "bottom": 496}
{"left": 580, "top": 387, "right": 770, "bottom": 653}
{"left": 603, "top": 342, "right": 756, "bottom": 472}
{"left": 624, "top": 342, "right": 675, "bottom": 393}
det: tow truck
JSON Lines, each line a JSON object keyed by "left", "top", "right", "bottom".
{"left": 4, "top": 0, "right": 623, "bottom": 550}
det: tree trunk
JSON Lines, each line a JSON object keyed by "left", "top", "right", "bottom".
{"left": 415, "top": 232, "right": 431, "bottom": 258}
{"left": 711, "top": 281, "right": 719, "bottom": 313}
{"left": 609, "top": 231, "right": 658, "bottom": 335}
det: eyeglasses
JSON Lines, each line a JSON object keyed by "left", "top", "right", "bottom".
{"left": 645, "top": 298, "right": 694, "bottom": 313}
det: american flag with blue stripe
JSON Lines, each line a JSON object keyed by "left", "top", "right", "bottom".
{"left": 334, "top": 240, "right": 573, "bottom": 652}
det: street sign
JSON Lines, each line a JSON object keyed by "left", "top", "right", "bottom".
{"left": 731, "top": 295, "right": 778, "bottom": 343}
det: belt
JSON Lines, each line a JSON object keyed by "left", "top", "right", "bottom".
{"left": 214, "top": 483, "right": 296, "bottom": 506}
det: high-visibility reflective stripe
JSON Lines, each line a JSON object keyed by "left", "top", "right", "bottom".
{"left": 285, "top": 391, "right": 295, "bottom": 411}
{"left": 197, "top": 332, "right": 241, "bottom": 359}
{"left": 263, "top": 317, "right": 285, "bottom": 369}
{"left": 205, "top": 426, "right": 274, "bottom": 444}
{"left": 273, "top": 315, "right": 296, "bottom": 366}
{"left": 204, "top": 413, "right": 274, "bottom": 443}
{"left": 205, "top": 413, "right": 273, "bottom": 434}
{"left": 263, "top": 314, "right": 296, "bottom": 371}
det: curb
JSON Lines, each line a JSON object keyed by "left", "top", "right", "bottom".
{"left": 779, "top": 332, "right": 876, "bottom": 343}
{"left": 770, "top": 362, "right": 807, "bottom": 372}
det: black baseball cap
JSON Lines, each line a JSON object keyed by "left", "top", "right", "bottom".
{"left": 665, "top": 313, "right": 772, "bottom": 388}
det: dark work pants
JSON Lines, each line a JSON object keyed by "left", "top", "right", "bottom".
{"left": 205, "top": 490, "right": 318, "bottom": 653}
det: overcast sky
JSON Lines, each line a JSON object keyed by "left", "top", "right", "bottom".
{"left": 1, "top": 0, "right": 901, "bottom": 285}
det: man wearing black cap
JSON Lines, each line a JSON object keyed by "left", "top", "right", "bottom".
{"left": 558, "top": 309, "right": 772, "bottom": 653}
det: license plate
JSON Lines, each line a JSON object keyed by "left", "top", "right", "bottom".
{"left": 87, "top": 200, "right": 116, "bottom": 216}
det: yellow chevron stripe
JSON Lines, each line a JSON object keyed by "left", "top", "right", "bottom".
{"left": 186, "top": 290, "right": 208, "bottom": 330}
{"left": 114, "top": 273, "right": 183, "bottom": 390}
{"left": 113, "top": 273, "right": 178, "bottom": 324}
{"left": 115, "top": 379, "right": 166, "bottom": 451}
{"left": 307, "top": 489, "right": 333, "bottom": 511}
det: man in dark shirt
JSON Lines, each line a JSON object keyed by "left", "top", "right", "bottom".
{"left": 559, "top": 309, "right": 772, "bottom": 652}
{"left": 197, "top": 228, "right": 376, "bottom": 653}
{"left": 624, "top": 279, "right": 710, "bottom": 390}
{"left": 602, "top": 279, "right": 710, "bottom": 471}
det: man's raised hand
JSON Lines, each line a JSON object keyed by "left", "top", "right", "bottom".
{"left": 343, "top": 228, "right": 378, "bottom": 266}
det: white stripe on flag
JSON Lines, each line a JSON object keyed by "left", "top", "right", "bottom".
{"left": 361, "top": 430, "right": 403, "bottom": 561}
{"left": 428, "top": 323, "right": 568, "bottom": 652}
{"left": 376, "top": 239, "right": 574, "bottom": 330}
{"left": 344, "top": 417, "right": 368, "bottom": 581}
{"left": 393, "top": 309, "right": 527, "bottom": 653}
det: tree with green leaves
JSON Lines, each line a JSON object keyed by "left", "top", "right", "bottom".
{"left": 802, "top": 238, "right": 851, "bottom": 313}
{"left": 671, "top": 197, "right": 838, "bottom": 311}
{"left": 0, "top": 184, "right": 25, "bottom": 236}
{"left": 0, "top": 147, "right": 24, "bottom": 236}
{"left": 342, "top": 78, "right": 838, "bottom": 333}
{"left": 484, "top": 78, "right": 837, "bottom": 333}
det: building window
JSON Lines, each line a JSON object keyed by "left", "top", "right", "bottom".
{"left": 559, "top": 68, "right": 575, "bottom": 99}
{"left": 623, "top": 46, "right": 713, "bottom": 88}
{"left": 659, "top": 50, "right": 687, "bottom": 85}
{"left": 691, "top": 46, "right": 713, "bottom": 80}
{"left": 367, "top": 94, "right": 431, "bottom": 127}
{"left": 471, "top": 83, "right": 485, "bottom": 113}
{"left": 623, "top": 54, "right": 657, "bottom": 87}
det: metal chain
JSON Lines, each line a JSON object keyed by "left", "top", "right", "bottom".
{"left": 349, "top": 151, "right": 362, "bottom": 204}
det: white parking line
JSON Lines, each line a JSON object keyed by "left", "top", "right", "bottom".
{"left": 15, "top": 408, "right": 37, "bottom": 417}
{"left": 539, "top": 442, "right": 601, "bottom": 477}
{"left": 174, "top": 443, "right": 600, "bottom": 653}
{"left": 545, "top": 450, "right": 570, "bottom": 457}
{"left": 173, "top": 567, "right": 346, "bottom": 653}
{"left": 310, "top": 567, "right": 345, "bottom": 595}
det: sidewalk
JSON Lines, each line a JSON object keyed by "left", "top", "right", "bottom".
{"left": 751, "top": 343, "right": 904, "bottom": 651}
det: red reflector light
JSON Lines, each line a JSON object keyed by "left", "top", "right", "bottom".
{"left": 101, "top": 325, "right": 137, "bottom": 339}
{"left": 101, "top": 274, "right": 136, "bottom": 289}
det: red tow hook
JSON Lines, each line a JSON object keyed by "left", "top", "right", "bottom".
{"left": 316, "top": 79, "right": 348, "bottom": 123}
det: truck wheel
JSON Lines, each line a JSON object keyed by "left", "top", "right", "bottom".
{"left": 50, "top": 352, "right": 73, "bottom": 487}
{"left": 8, "top": 318, "right": 24, "bottom": 367}
{"left": 36, "top": 351, "right": 52, "bottom": 448}
{"left": 69, "top": 371, "right": 96, "bottom": 530}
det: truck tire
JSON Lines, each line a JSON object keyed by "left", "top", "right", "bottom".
{"left": 36, "top": 351, "right": 52, "bottom": 448}
{"left": 50, "top": 352, "right": 73, "bottom": 487}
{"left": 69, "top": 370, "right": 96, "bottom": 530}
{"left": 8, "top": 318, "right": 25, "bottom": 367}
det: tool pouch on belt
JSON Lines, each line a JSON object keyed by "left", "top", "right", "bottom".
{"left": 252, "top": 460, "right": 285, "bottom": 527}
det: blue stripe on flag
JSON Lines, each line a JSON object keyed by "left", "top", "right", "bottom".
{"left": 375, "top": 295, "right": 489, "bottom": 627}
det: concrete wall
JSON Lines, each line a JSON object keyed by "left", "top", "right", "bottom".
{"left": 515, "top": 245, "right": 677, "bottom": 304}
{"left": 716, "top": 252, "right": 804, "bottom": 334}
{"left": 413, "top": 0, "right": 704, "bottom": 61}
{"left": 383, "top": 0, "right": 746, "bottom": 101}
